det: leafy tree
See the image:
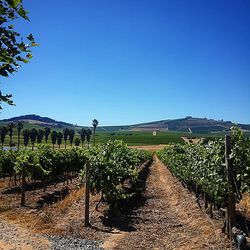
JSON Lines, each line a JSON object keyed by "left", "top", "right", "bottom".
{"left": 74, "top": 137, "right": 80, "bottom": 147}
{"left": 51, "top": 130, "right": 57, "bottom": 149}
{"left": 79, "top": 128, "right": 86, "bottom": 148}
{"left": 17, "top": 121, "right": 23, "bottom": 149}
{"left": 57, "top": 132, "right": 63, "bottom": 149}
{"left": 0, "top": 126, "right": 8, "bottom": 147}
{"left": 68, "top": 129, "right": 75, "bottom": 147}
{"left": 0, "top": 0, "right": 37, "bottom": 109}
{"left": 22, "top": 129, "right": 30, "bottom": 147}
{"left": 30, "top": 128, "right": 37, "bottom": 150}
{"left": 63, "top": 128, "right": 69, "bottom": 149}
{"left": 86, "top": 128, "right": 92, "bottom": 149}
{"left": 92, "top": 119, "right": 98, "bottom": 146}
{"left": 0, "top": 92, "right": 14, "bottom": 109}
{"left": 8, "top": 122, "right": 15, "bottom": 148}
{"left": 44, "top": 127, "right": 50, "bottom": 144}
{"left": 37, "top": 129, "right": 44, "bottom": 143}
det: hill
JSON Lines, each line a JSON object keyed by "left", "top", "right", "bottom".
{"left": 129, "top": 117, "right": 250, "bottom": 133}
{"left": 0, "top": 114, "right": 74, "bottom": 129}
{"left": 1, "top": 115, "right": 250, "bottom": 133}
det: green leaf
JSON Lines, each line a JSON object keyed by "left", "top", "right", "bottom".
{"left": 27, "top": 33, "right": 34, "bottom": 42}
{"left": 0, "top": 68, "right": 9, "bottom": 77}
{"left": 16, "top": 56, "right": 29, "bottom": 63}
{"left": 31, "top": 42, "right": 39, "bottom": 47}
{"left": 17, "top": 6, "right": 29, "bottom": 20}
{"left": 7, "top": 0, "right": 22, "bottom": 8}
{"left": 0, "top": 6, "right": 7, "bottom": 15}
{"left": 26, "top": 53, "right": 32, "bottom": 59}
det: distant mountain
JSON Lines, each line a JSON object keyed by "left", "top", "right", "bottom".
{"left": 128, "top": 117, "right": 250, "bottom": 133}
{"left": 1, "top": 115, "right": 250, "bottom": 133}
{"left": 0, "top": 114, "right": 74, "bottom": 129}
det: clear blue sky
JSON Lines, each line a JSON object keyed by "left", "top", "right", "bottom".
{"left": 0, "top": 0, "right": 249, "bottom": 126}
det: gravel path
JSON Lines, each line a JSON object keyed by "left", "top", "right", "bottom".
{"left": 47, "top": 236, "right": 103, "bottom": 250}
{"left": 0, "top": 219, "right": 50, "bottom": 250}
{"left": 0, "top": 220, "right": 103, "bottom": 250}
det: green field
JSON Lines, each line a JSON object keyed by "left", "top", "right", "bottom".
{"left": 95, "top": 131, "right": 188, "bottom": 145}
{"left": 1, "top": 121, "right": 239, "bottom": 148}
{"left": 2, "top": 130, "right": 187, "bottom": 147}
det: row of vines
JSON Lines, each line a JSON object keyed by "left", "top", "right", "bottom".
{"left": 0, "top": 140, "right": 151, "bottom": 208}
{"left": 0, "top": 145, "right": 87, "bottom": 188}
{"left": 87, "top": 140, "right": 152, "bottom": 209}
{"left": 157, "top": 127, "right": 250, "bottom": 209}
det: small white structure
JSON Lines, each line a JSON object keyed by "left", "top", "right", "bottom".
{"left": 153, "top": 131, "right": 157, "bottom": 136}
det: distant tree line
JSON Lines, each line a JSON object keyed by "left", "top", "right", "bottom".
{"left": 0, "top": 121, "right": 96, "bottom": 150}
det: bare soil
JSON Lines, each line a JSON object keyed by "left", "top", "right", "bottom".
{"left": 181, "top": 137, "right": 203, "bottom": 144}
{"left": 129, "top": 144, "right": 166, "bottom": 152}
{"left": 0, "top": 219, "right": 50, "bottom": 250}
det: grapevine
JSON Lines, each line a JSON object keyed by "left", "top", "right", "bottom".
{"left": 157, "top": 127, "right": 250, "bottom": 206}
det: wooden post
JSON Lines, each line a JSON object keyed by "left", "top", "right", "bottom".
{"left": 204, "top": 193, "right": 208, "bottom": 209}
{"left": 224, "top": 207, "right": 229, "bottom": 235}
{"left": 195, "top": 184, "right": 199, "bottom": 198}
{"left": 21, "top": 167, "right": 25, "bottom": 207}
{"left": 225, "top": 135, "right": 236, "bottom": 239}
{"left": 84, "top": 161, "right": 90, "bottom": 227}
{"left": 66, "top": 169, "right": 69, "bottom": 185}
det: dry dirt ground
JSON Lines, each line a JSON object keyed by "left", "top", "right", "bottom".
{"left": 0, "top": 156, "right": 235, "bottom": 249}
{"left": 128, "top": 145, "right": 166, "bottom": 152}
{"left": 0, "top": 219, "right": 51, "bottom": 250}
{"left": 101, "top": 155, "right": 231, "bottom": 250}
{"left": 181, "top": 137, "right": 203, "bottom": 144}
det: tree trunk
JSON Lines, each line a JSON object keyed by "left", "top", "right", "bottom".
{"left": 17, "top": 132, "right": 20, "bottom": 150}
{"left": 209, "top": 202, "right": 213, "bottom": 218}
{"left": 195, "top": 184, "right": 199, "bottom": 198}
{"left": 110, "top": 202, "right": 121, "bottom": 217}
{"left": 66, "top": 170, "right": 69, "bottom": 185}
{"left": 204, "top": 193, "right": 208, "bottom": 209}
{"left": 21, "top": 167, "right": 26, "bottom": 207}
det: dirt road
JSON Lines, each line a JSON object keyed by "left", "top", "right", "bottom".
{"left": 101, "top": 155, "right": 230, "bottom": 249}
